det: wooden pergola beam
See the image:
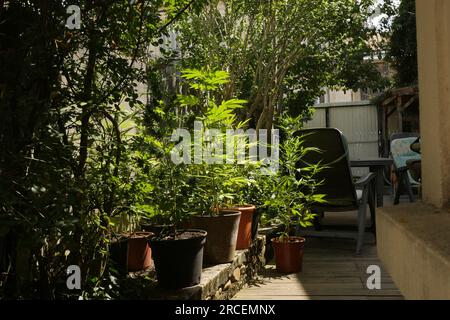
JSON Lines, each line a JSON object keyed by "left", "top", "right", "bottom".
{"left": 380, "top": 86, "right": 419, "bottom": 107}
{"left": 382, "top": 95, "right": 397, "bottom": 106}
{"left": 397, "top": 96, "right": 403, "bottom": 132}
{"left": 402, "top": 95, "right": 418, "bottom": 111}
{"left": 391, "top": 86, "right": 419, "bottom": 96}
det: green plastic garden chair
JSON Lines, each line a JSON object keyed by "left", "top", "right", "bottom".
{"left": 390, "top": 136, "right": 421, "bottom": 205}
{"left": 296, "top": 128, "right": 376, "bottom": 255}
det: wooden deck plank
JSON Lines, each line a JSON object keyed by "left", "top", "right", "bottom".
{"left": 234, "top": 295, "right": 404, "bottom": 300}
{"left": 233, "top": 237, "right": 404, "bottom": 300}
{"left": 239, "top": 287, "right": 402, "bottom": 295}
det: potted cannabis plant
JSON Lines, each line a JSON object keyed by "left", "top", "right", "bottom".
{"left": 189, "top": 145, "right": 255, "bottom": 263}
{"left": 132, "top": 131, "right": 207, "bottom": 289}
{"left": 264, "top": 116, "right": 325, "bottom": 273}
{"left": 177, "top": 68, "right": 250, "bottom": 264}
{"left": 188, "top": 163, "right": 243, "bottom": 264}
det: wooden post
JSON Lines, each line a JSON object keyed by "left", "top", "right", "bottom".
{"left": 397, "top": 96, "right": 403, "bottom": 132}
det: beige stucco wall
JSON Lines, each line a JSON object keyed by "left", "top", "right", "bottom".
{"left": 376, "top": 1, "right": 450, "bottom": 300}
{"left": 416, "top": 0, "right": 450, "bottom": 208}
{"left": 377, "top": 204, "right": 450, "bottom": 300}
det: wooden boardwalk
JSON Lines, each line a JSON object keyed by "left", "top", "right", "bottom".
{"left": 233, "top": 210, "right": 404, "bottom": 300}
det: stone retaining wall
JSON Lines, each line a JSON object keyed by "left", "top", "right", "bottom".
{"left": 122, "top": 235, "right": 266, "bottom": 300}
{"left": 203, "top": 235, "right": 266, "bottom": 300}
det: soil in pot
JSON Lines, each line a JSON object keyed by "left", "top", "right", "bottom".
{"left": 149, "top": 229, "right": 207, "bottom": 289}
{"left": 271, "top": 236, "right": 305, "bottom": 273}
{"left": 228, "top": 205, "right": 256, "bottom": 250}
{"left": 191, "top": 210, "right": 241, "bottom": 264}
{"left": 127, "top": 232, "right": 154, "bottom": 272}
{"left": 141, "top": 223, "right": 175, "bottom": 237}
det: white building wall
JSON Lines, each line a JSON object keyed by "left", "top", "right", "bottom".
{"left": 304, "top": 102, "right": 379, "bottom": 177}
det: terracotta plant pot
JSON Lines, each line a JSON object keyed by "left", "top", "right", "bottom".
{"left": 127, "top": 232, "right": 154, "bottom": 272}
{"left": 191, "top": 210, "right": 241, "bottom": 264}
{"left": 150, "top": 229, "right": 207, "bottom": 289}
{"left": 272, "top": 236, "right": 305, "bottom": 273}
{"left": 228, "top": 205, "right": 256, "bottom": 250}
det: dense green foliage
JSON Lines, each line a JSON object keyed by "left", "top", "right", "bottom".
{"left": 0, "top": 0, "right": 395, "bottom": 299}
{"left": 387, "top": 0, "right": 418, "bottom": 86}
{"left": 133, "top": 68, "right": 256, "bottom": 227}
{"left": 174, "top": 0, "right": 387, "bottom": 129}
{"left": 0, "top": 0, "right": 205, "bottom": 299}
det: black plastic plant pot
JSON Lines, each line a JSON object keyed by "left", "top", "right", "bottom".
{"left": 149, "top": 229, "right": 207, "bottom": 289}
{"left": 191, "top": 211, "right": 241, "bottom": 264}
{"left": 251, "top": 208, "right": 261, "bottom": 241}
{"left": 109, "top": 236, "right": 128, "bottom": 275}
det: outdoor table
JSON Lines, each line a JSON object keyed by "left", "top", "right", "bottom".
{"left": 350, "top": 158, "right": 393, "bottom": 207}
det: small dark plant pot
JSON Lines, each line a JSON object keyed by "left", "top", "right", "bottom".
{"left": 191, "top": 211, "right": 241, "bottom": 264}
{"left": 227, "top": 205, "right": 256, "bottom": 250}
{"left": 109, "top": 232, "right": 154, "bottom": 273}
{"left": 127, "top": 232, "right": 154, "bottom": 272}
{"left": 272, "top": 237, "right": 306, "bottom": 273}
{"left": 109, "top": 237, "right": 129, "bottom": 275}
{"left": 149, "top": 229, "right": 207, "bottom": 289}
{"left": 251, "top": 207, "right": 261, "bottom": 241}
{"left": 259, "top": 224, "right": 284, "bottom": 262}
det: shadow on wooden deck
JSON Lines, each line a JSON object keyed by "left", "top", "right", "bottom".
{"left": 234, "top": 199, "right": 405, "bottom": 300}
